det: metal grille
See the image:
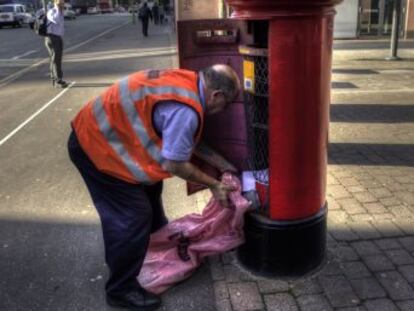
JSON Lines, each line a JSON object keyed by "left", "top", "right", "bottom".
{"left": 243, "top": 54, "right": 269, "bottom": 186}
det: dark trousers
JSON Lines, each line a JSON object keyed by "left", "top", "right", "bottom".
{"left": 45, "top": 34, "right": 63, "bottom": 81}
{"left": 67, "top": 131, "right": 168, "bottom": 295}
{"left": 141, "top": 17, "right": 149, "bottom": 37}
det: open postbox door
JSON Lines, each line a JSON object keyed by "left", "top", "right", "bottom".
{"left": 177, "top": 19, "right": 251, "bottom": 194}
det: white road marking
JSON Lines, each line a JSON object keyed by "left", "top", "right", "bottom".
{"left": 0, "top": 20, "right": 130, "bottom": 88}
{"left": 66, "top": 47, "right": 177, "bottom": 62}
{"left": 11, "top": 50, "right": 37, "bottom": 60}
{"left": 0, "top": 82, "right": 76, "bottom": 147}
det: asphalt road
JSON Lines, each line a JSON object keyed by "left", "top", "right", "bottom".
{"left": 0, "top": 14, "right": 133, "bottom": 82}
{"left": 0, "top": 15, "right": 214, "bottom": 311}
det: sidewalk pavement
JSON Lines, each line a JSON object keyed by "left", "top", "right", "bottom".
{"left": 160, "top": 38, "right": 414, "bottom": 310}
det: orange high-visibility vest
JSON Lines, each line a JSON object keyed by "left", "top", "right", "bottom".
{"left": 72, "top": 69, "right": 204, "bottom": 184}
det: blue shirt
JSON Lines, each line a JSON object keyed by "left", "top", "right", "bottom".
{"left": 153, "top": 102, "right": 199, "bottom": 161}
{"left": 152, "top": 77, "right": 206, "bottom": 162}
{"left": 47, "top": 6, "right": 64, "bottom": 37}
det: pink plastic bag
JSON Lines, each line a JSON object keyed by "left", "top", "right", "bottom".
{"left": 138, "top": 173, "right": 250, "bottom": 294}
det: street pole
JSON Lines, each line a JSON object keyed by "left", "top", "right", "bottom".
{"left": 386, "top": 0, "right": 402, "bottom": 60}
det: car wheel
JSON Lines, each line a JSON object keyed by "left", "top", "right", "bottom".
{"left": 29, "top": 22, "right": 34, "bottom": 29}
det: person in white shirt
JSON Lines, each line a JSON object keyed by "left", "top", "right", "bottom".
{"left": 45, "top": 0, "right": 67, "bottom": 88}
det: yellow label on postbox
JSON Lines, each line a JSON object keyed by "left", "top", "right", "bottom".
{"left": 243, "top": 60, "right": 255, "bottom": 94}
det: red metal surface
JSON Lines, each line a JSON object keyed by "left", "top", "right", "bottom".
{"left": 267, "top": 11, "right": 334, "bottom": 220}
{"left": 226, "top": 0, "right": 342, "bottom": 19}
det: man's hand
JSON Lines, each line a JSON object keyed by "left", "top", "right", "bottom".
{"left": 163, "top": 160, "right": 238, "bottom": 208}
{"left": 210, "top": 182, "right": 237, "bottom": 208}
{"left": 219, "top": 162, "right": 238, "bottom": 174}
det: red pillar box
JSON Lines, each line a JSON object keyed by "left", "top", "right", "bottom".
{"left": 226, "top": 0, "right": 343, "bottom": 276}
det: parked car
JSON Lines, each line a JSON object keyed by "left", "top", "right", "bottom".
{"left": 114, "top": 6, "right": 126, "bottom": 13}
{"left": 64, "top": 3, "right": 76, "bottom": 20}
{"left": 24, "top": 11, "right": 35, "bottom": 28}
{"left": 0, "top": 3, "right": 26, "bottom": 28}
{"left": 64, "top": 9, "right": 76, "bottom": 19}
{"left": 87, "top": 6, "right": 98, "bottom": 14}
{"left": 128, "top": 5, "right": 139, "bottom": 14}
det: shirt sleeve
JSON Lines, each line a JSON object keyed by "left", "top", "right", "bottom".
{"left": 47, "top": 8, "right": 60, "bottom": 24}
{"left": 153, "top": 101, "right": 199, "bottom": 162}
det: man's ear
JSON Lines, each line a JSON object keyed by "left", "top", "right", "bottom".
{"left": 211, "top": 90, "right": 224, "bottom": 100}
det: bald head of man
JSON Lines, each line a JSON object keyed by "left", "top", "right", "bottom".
{"left": 201, "top": 64, "right": 241, "bottom": 115}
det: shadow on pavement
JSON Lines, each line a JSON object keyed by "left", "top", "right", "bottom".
{"left": 332, "top": 69, "right": 380, "bottom": 75}
{"left": 331, "top": 104, "right": 414, "bottom": 123}
{"left": 329, "top": 143, "right": 414, "bottom": 167}
{"left": 331, "top": 82, "right": 359, "bottom": 89}
{"left": 0, "top": 219, "right": 214, "bottom": 311}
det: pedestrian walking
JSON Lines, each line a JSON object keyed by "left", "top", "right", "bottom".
{"left": 45, "top": 0, "right": 67, "bottom": 88}
{"left": 68, "top": 64, "right": 241, "bottom": 311}
{"left": 152, "top": 2, "right": 159, "bottom": 25}
{"left": 138, "top": 2, "right": 152, "bottom": 37}
{"left": 159, "top": 5, "right": 165, "bottom": 25}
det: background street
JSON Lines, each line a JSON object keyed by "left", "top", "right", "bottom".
{"left": 1, "top": 12, "right": 414, "bottom": 311}
{"left": 0, "top": 15, "right": 132, "bottom": 81}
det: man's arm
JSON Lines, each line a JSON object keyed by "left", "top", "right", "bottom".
{"left": 163, "top": 160, "right": 236, "bottom": 208}
{"left": 154, "top": 103, "right": 236, "bottom": 207}
{"left": 194, "top": 141, "right": 238, "bottom": 174}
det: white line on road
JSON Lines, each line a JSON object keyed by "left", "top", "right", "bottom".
{"left": 66, "top": 48, "right": 177, "bottom": 63}
{"left": 11, "top": 50, "right": 38, "bottom": 60}
{"left": 0, "top": 82, "right": 76, "bottom": 147}
{"left": 0, "top": 20, "right": 130, "bottom": 89}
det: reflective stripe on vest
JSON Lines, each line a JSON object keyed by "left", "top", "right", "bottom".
{"left": 119, "top": 78, "right": 164, "bottom": 165}
{"left": 92, "top": 77, "right": 202, "bottom": 183}
{"left": 92, "top": 96, "right": 152, "bottom": 183}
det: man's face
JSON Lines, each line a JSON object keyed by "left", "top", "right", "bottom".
{"left": 206, "top": 91, "right": 227, "bottom": 115}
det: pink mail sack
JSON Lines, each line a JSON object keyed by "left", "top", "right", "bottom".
{"left": 138, "top": 173, "right": 250, "bottom": 294}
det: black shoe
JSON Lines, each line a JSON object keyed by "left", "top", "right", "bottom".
{"left": 55, "top": 80, "right": 68, "bottom": 88}
{"left": 106, "top": 288, "right": 161, "bottom": 311}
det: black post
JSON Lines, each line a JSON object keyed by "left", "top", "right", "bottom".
{"left": 386, "top": 0, "right": 402, "bottom": 60}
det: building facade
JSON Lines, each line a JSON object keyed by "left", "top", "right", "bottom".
{"left": 334, "top": 0, "right": 414, "bottom": 39}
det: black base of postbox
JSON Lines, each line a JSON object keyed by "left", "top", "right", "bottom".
{"left": 237, "top": 204, "right": 327, "bottom": 277}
